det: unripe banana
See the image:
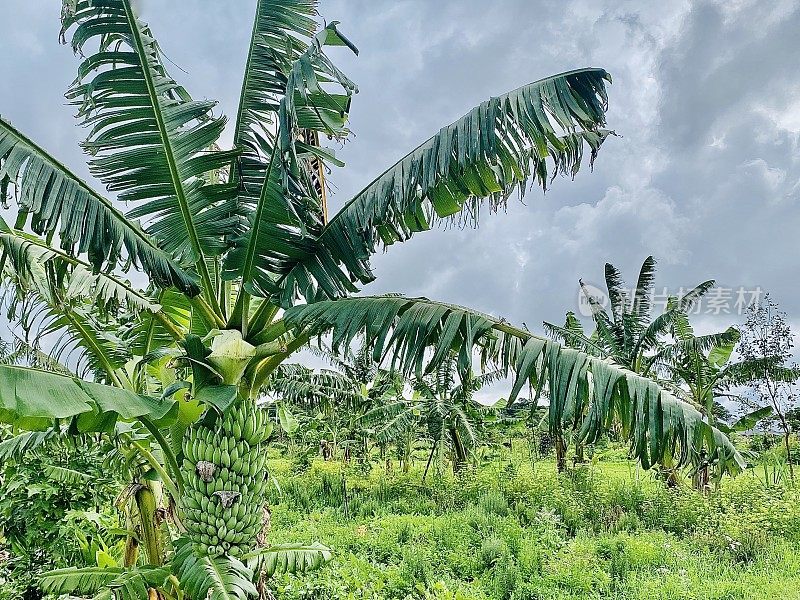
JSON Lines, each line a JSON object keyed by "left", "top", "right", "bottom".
{"left": 244, "top": 414, "right": 255, "bottom": 445}
{"left": 180, "top": 399, "right": 274, "bottom": 559}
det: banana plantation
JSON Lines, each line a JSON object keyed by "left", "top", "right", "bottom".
{"left": 1, "top": 1, "right": 799, "bottom": 599}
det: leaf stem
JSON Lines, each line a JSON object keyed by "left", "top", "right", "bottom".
{"left": 122, "top": 433, "right": 180, "bottom": 500}
{"left": 140, "top": 416, "right": 185, "bottom": 494}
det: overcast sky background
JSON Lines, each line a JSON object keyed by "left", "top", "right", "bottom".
{"left": 2, "top": 0, "right": 799, "bottom": 401}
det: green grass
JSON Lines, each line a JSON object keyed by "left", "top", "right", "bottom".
{"left": 263, "top": 445, "right": 800, "bottom": 599}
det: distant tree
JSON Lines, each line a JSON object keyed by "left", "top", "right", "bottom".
{"left": 545, "top": 256, "right": 729, "bottom": 474}
{"left": 661, "top": 312, "right": 779, "bottom": 490}
{"left": 787, "top": 407, "right": 800, "bottom": 434}
{"left": 361, "top": 356, "right": 501, "bottom": 478}
{"left": 267, "top": 343, "right": 404, "bottom": 463}
{"left": 545, "top": 257, "right": 720, "bottom": 375}
{"left": 737, "top": 294, "right": 800, "bottom": 479}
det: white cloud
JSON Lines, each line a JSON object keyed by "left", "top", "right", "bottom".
{"left": 2, "top": 0, "right": 800, "bottom": 370}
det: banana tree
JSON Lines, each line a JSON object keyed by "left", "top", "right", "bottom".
{"left": 360, "top": 355, "right": 500, "bottom": 478}
{"left": 0, "top": 0, "right": 742, "bottom": 597}
{"left": 267, "top": 345, "right": 405, "bottom": 463}
{"left": 659, "top": 317, "right": 783, "bottom": 489}
{"left": 544, "top": 257, "right": 730, "bottom": 376}
{"left": 541, "top": 256, "right": 737, "bottom": 470}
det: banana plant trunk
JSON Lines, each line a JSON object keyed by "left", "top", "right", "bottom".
{"left": 693, "top": 394, "right": 714, "bottom": 492}
{"left": 135, "top": 481, "right": 164, "bottom": 566}
{"left": 449, "top": 426, "right": 467, "bottom": 474}
{"left": 782, "top": 429, "right": 795, "bottom": 482}
{"left": 555, "top": 434, "right": 567, "bottom": 473}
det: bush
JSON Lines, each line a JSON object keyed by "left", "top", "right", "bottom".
{"left": 0, "top": 435, "right": 119, "bottom": 599}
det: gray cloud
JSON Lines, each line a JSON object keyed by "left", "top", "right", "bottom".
{"left": 2, "top": 0, "right": 799, "bottom": 398}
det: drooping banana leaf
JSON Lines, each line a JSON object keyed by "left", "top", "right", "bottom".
{"left": 267, "top": 69, "right": 611, "bottom": 305}
{"left": 173, "top": 537, "right": 258, "bottom": 600}
{"left": 285, "top": 295, "right": 746, "bottom": 475}
{"left": 0, "top": 118, "right": 199, "bottom": 295}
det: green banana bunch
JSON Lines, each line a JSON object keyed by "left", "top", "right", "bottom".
{"left": 180, "top": 400, "right": 272, "bottom": 557}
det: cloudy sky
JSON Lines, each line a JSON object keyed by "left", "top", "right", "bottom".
{"left": 2, "top": 0, "right": 799, "bottom": 397}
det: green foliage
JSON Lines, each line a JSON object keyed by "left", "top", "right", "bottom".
{"left": 2, "top": 1, "right": 784, "bottom": 599}
{"left": 0, "top": 118, "right": 197, "bottom": 294}
{"left": 173, "top": 538, "right": 259, "bottom": 600}
{"left": 287, "top": 295, "right": 745, "bottom": 476}
{"left": 0, "top": 430, "right": 119, "bottom": 599}
{"left": 263, "top": 447, "right": 800, "bottom": 600}
{"left": 244, "top": 542, "right": 332, "bottom": 578}
{"left": 40, "top": 565, "right": 170, "bottom": 599}
{"left": 272, "top": 69, "right": 611, "bottom": 305}
{"left": 0, "top": 364, "right": 174, "bottom": 430}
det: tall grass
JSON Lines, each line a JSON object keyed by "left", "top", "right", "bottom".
{"left": 265, "top": 440, "right": 800, "bottom": 599}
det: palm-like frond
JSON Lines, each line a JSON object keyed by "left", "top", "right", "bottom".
{"left": 578, "top": 279, "right": 622, "bottom": 356}
{"left": 635, "top": 282, "right": 715, "bottom": 357}
{"left": 42, "top": 463, "right": 92, "bottom": 484}
{"left": 544, "top": 311, "right": 604, "bottom": 356}
{"left": 231, "top": 0, "right": 321, "bottom": 203}
{"left": 0, "top": 332, "right": 72, "bottom": 374}
{"left": 0, "top": 118, "right": 198, "bottom": 295}
{"left": 2, "top": 241, "right": 133, "bottom": 381}
{"left": 286, "top": 295, "right": 745, "bottom": 474}
{"left": 632, "top": 255, "right": 657, "bottom": 320}
{"left": 173, "top": 538, "right": 258, "bottom": 600}
{"left": 721, "top": 357, "right": 800, "bottom": 387}
{"left": 121, "top": 289, "right": 192, "bottom": 358}
{"left": 604, "top": 262, "right": 627, "bottom": 323}
{"left": 61, "top": 0, "right": 239, "bottom": 290}
{"left": 266, "top": 69, "right": 611, "bottom": 306}
{"left": 651, "top": 327, "right": 741, "bottom": 366}
{"left": 7, "top": 297, "right": 129, "bottom": 383}
{"left": 223, "top": 22, "right": 357, "bottom": 309}
{"left": 0, "top": 429, "right": 55, "bottom": 462}
{"left": 243, "top": 542, "right": 332, "bottom": 578}
{"left": 360, "top": 399, "right": 420, "bottom": 444}
{"left": 41, "top": 565, "right": 170, "bottom": 599}
{"left": 0, "top": 219, "right": 160, "bottom": 315}
{"left": 267, "top": 364, "right": 359, "bottom": 408}
{"left": 106, "top": 567, "right": 172, "bottom": 600}
{"left": 40, "top": 567, "right": 122, "bottom": 596}
{"left": 452, "top": 368, "right": 504, "bottom": 401}
{"left": 450, "top": 403, "right": 478, "bottom": 451}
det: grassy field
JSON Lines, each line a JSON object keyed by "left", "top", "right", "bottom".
{"left": 262, "top": 445, "right": 800, "bottom": 600}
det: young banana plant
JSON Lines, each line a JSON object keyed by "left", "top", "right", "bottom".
{"left": 0, "top": 0, "right": 743, "bottom": 598}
